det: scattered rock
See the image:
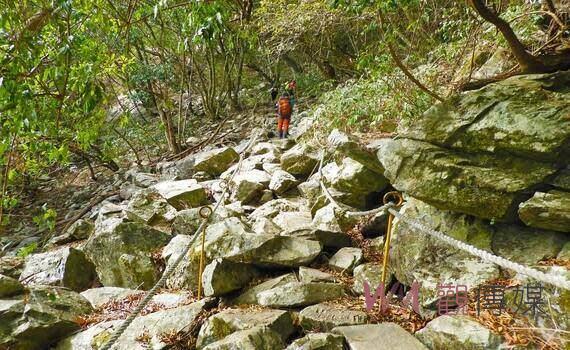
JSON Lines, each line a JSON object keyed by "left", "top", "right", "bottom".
{"left": 299, "top": 267, "right": 335, "bottom": 283}
{"left": 299, "top": 303, "right": 368, "bottom": 331}
{"left": 233, "top": 273, "right": 298, "bottom": 305}
{"left": 518, "top": 191, "right": 570, "bottom": 233}
{"left": 197, "top": 308, "right": 295, "bottom": 349}
{"left": 0, "top": 274, "right": 24, "bottom": 298}
{"left": 124, "top": 188, "right": 177, "bottom": 226}
{"left": 272, "top": 211, "right": 312, "bottom": 232}
{"left": 83, "top": 221, "right": 171, "bottom": 289}
{"left": 281, "top": 144, "right": 319, "bottom": 178}
{"left": 202, "top": 259, "right": 258, "bottom": 297}
{"left": 193, "top": 147, "right": 240, "bottom": 176}
{"left": 201, "top": 326, "right": 284, "bottom": 350}
{"left": 352, "top": 263, "right": 392, "bottom": 295}
{"left": 269, "top": 170, "right": 298, "bottom": 195}
{"left": 230, "top": 169, "right": 271, "bottom": 204}
{"left": 1, "top": 286, "right": 93, "bottom": 350}
{"left": 80, "top": 287, "right": 141, "bottom": 308}
{"left": 47, "top": 219, "right": 94, "bottom": 246}
{"left": 328, "top": 247, "right": 363, "bottom": 273}
{"left": 415, "top": 315, "right": 503, "bottom": 350}
{"left": 285, "top": 333, "right": 345, "bottom": 350}
{"left": 153, "top": 179, "right": 209, "bottom": 210}
{"left": 327, "top": 129, "right": 385, "bottom": 175}
{"left": 257, "top": 282, "right": 346, "bottom": 308}
{"left": 19, "top": 247, "right": 96, "bottom": 292}
{"left": 333, "top": 323, "right": 428, "bottom": 350}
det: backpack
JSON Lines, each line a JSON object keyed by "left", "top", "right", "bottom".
{"left": 278, "top": 96, "right": 292, "bottom": 117}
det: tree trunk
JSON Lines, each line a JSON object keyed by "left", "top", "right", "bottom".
{"left": 469, "top": 0, "right": 547, "bottom": 73}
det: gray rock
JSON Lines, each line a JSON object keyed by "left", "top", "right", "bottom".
{"left": 259, "top": 189, "right": 275, "bottom": 204}
{"left": 193, "top": 147, "right": 240, "bottom": 176}
{"left": 202, "top": 326, "right": 284, "bottom": 350}
{"left": 492, "top": 224, "right": 566, "bottom": 267}
{"left": 202, "top": 259, "right": 258, "bottom": 297}
{"left": 299, "top": 303, "right": 368, "bottom": 331}
{"left": 328, "top": 247, "right": 363, "bottom": 273}
{"left": 48, "top": 219, "right": 94, "bottom": 246}
{"left": 83, "top": 221, "right": 171, "bottom": 289}
{"left": 518, "top": 191, "right": 570, "bottom": 233}
{"left": 0, "top": 256, "right": 24, "bottom": 279}
{"left": 19, "top": 247, "right": 96, "bottom": 292}
{"left": 333, "top": 323, "right": 428, "bottom": 350}
{"left": 251, "top": 217, "right": 282, "bottom": 235}
{"left": 390, "top": 198, "right": 499, "bottom": 308}
{"left": 80, "top": 287, "right": 141, "bottom": 308}
{"left": 2, "top": 286, "right": 92, "bottom": 350}
{"left": 269, "top": 170, "right": 298, "bottom": 195}
{"left": 197, "top": 308, "right": 295, "bottom": 349}
{"left": 327, "top": 129, "right": 385, "bottom": 175}
{"left": 124, "top": 188, "right": 177, "bottom": 226}
{"left": 415, "top": 315, "right": 503, "bottom": 350}
{"left": 0, "top": 274, "right": 24, "bottom": 298}
{"left": 230, "top": 170, "right": 271, "bottom": 204}
{"left": 299, "top": 267, "right": 335, "bottom": 283}
{"left": 152, "top": 179, "right": 209, "bottom": 210}
{"left": 56, "top": 299, "right": 210, "bottom": 350}
{"left": 281, "top": 144, "right": 319, "bottom": 178}
{"left": 285, "top": 333, "right": 345, "bottom": 350}
{"left": 233, "top": 273, "right": 298, "bottom": 305}
{"left": 559, "top": 241, "right": 570, "bottom": 260}
{"left": 313, "top": 204, "right": 359, "bottom": 233}
{"left": 172, "top": 204, "right": 243, "bottom": 235}
{"left": 249, "top": 199, "right": 304, "bottom": 222}
{"left": 550, "top": 169, "right": 570, "bottom": 191}
{"left": 352, "top": 263, "right": 392, "bottom": 295}
{"left": 257, "top": 282, "right": 346, "bottom": 308}
{"left": 272, "top": 211, "right": 312, "bottom": 232}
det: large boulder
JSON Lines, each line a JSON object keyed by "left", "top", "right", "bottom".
{"left": 83, "top": 221, "right": 171, "bottom": 289}
{"left": 19, "top": 247, "right": 96, "bottom": 292}
{"left": 333, "top": 323, "right": 428, "bottom": 350}
{"left": 280, "top": 144, "right": 319, "bottom": 178}
{"left": 196, "top": 308, "right": 295, "bottom": 349}
{"left": 230, "top": 169, "right": 271, "bottom": 204}
{"left": 378, "top": 72, "right": 570, "bottom": 222}
{"left": 269, "top": 170, "right": 298, "bottom": 195}
{"left": 327, "top": 129, "right": 385, "bottom": 175}
{"left": 327, "top": 247, "right": 363, "bottom": 273}
{"left": 518, "top": 191, "right": 570, "bottom": 233}
{"left": 80, "top": 287, "right": 141, "bottom": 308}
{"left": 352, "top": 263, "right": 392, "bottom": 295}
{"left": 172, "top": 204, "right": 244, "bottom": 235}
{"left": 415, "top": 315, "right": 503, "bottom": 350}
{"left": 390, "top": 198, "right": 499, "bottom": 308}
{"left": 201, "top": 326, "right": 284, "bottom": 350}
{"left": 233, "top": 273, "right": 298, "bottom": 305}
{"left": 1, "top": 286, "right": 93, "bottom": 350}
{"left": 152, "top": 179, "right": 209, "bottom": 210}
{"left": 299, "top": 303, "right": 368, "bottom": 331}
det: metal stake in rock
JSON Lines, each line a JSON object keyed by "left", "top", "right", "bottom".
{"left": 381, "top": 191, "right": 403, "bottom": 286}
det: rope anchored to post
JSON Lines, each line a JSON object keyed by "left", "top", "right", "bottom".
{"left": 380, "top": 191, "right": 403, "bottom": 286}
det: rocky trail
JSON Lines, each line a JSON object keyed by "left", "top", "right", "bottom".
{"left": 1, "top": 72, "right": 569, "bottom": 350}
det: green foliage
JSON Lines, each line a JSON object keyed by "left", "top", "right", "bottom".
{"left": 17, "top": 242, "right": 38, "bottom": 258}
{"left": 32, "top": 205, "right": 57, "bottom": 231}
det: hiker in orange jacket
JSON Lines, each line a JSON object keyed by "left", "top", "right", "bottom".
{"left": 276, "top": 92, "right": 292, "bottom": 139}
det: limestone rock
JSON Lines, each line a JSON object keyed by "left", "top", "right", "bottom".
{"left": 0, "top": 274, "right": 24, "bottom": 298}
{"left": 19, "top": 247, "right": 96, "bottom": 292}
{"left": 56, "top": 299, "right": 210, "bottom": 350}
{"left": 312, "top": 204, "right": 359, "bottom": 233}
{"left": 390, "top": 198, "right": 499, "bottom": 308}
{"left": 272, "top": 211, "right": 312, "bottom": 232}
{"left": 333, "top": 323, "right": 428, "bottom": 350}
{"left": 559, "top": 242, "right": 570, "bottom": 260}
{"left": 352, "top": 263, "right": 392, "bottom": 295}
{"left": 193, "top": 147, "right": 240, "bottom": 176}
{"left": 281, "top": 144, "right": 319, "bottom": 178}
{"left": 202, "top": 259, "right": 258, "bottom": 297}
{"left": 47, "top": 219, "right": 94, "bottom": 246}
{"left": 257, "top": 282, "right": 346, "bottom": 308}
{"left": 1, "top": 286, "right": 93, "bottom": 350}
{"left": 83, "top": 221, "right": 171, "bottom": 289}
{"left": 124, "top": 188, "right": 177, "bottom": 226}
{"left": 80, "top": 287, "right": 142, "bottom": 308}
{"left": 299, "top": 303, "right": 368, "bottom": 331}
{"left": 518, "top": 191, "right": 570, "bottom": 233}
{"left": 251, "top": 217, "right": 282, "bottom": 235}
{"left": 327, "top": 129, "right": 385, "bottom": 175}
{"left": 233, "top": 273, "right": 298, "bottom": 305}
{"left": 415, "top": 315, "right": 503, "bottom": 350}
{"left": 285, "top": 333, "right": 345, "bottom": 350}
{"left": 230, "top": 169, "right": 271, "bottom": 204}
{"left": 269, "top": 170, "right": 298, "bottom": 195}
{"left": 491, "top": 224, "right": 566, "bottom": 266}
{"left": 172, "top": 204, "right": 243, "bottom": 235}
{"left": 197, "top": 308, "right": 295, "bottom": 349}
{"left": 328, "top": 247, "right": 363, "bottom": 273}
{"left": 152, "top": 179, "right": 209, "bottom": 210}
{"left": 201, "top": 326, "right": 284, "bottom": 350}
{"left": 299, "top": 267, "right": 335, "bottom": 283}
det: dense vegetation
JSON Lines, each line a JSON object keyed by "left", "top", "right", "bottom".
{"left": 1, "top": 0, "right": 568, "bottom": 232}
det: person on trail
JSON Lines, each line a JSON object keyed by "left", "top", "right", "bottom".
{"left": 270, "top": 85, "right": 278, "bottom": 102}
{"left": 284, "top": 80, "right": 297, "bottom": 109}
{"left": 276, "top": 92, "right": 292, "bottom": 139}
